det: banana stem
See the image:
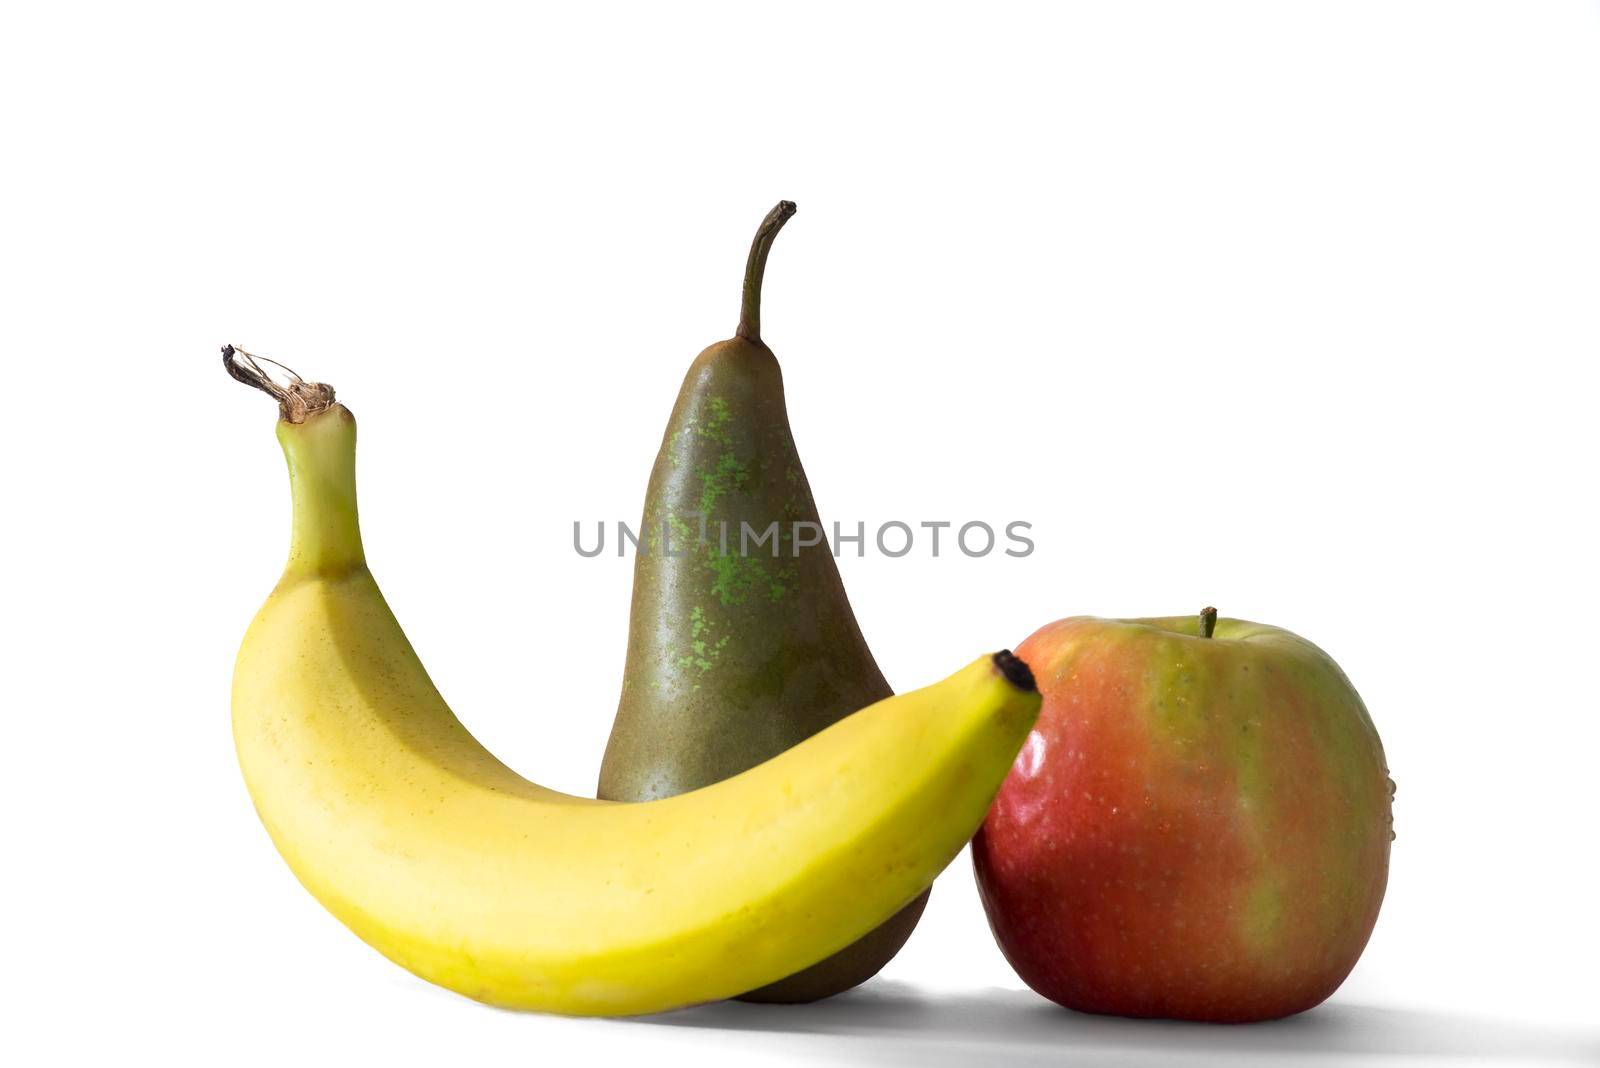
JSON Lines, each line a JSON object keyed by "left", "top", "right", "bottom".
{"left": 279, "top": 408, "right": 366, "bottom": 577}
{"left": 223, "top": 345, "right": 365, "bottom": 575}
{"left": 736, "top": 201, "right": 797, "bottom": 343}
{"left": 223, "top": 344, "right": 337, "bottom": 424}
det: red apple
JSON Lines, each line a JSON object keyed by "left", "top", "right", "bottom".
{"left": 973, "top": 610, "right": 1392, "bottom": 1022}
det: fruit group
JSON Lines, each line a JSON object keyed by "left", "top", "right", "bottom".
{"left": 598, "top": 202, "right": 925, "bottom": 1002}
{"left": 225, "top": 348, "right": 1041, "bottom": 1016}
{"left": 972, "top": 611, "right": 1392, "bottom": 1022}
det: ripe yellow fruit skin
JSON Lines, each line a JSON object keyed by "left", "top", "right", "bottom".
{"left": 232, "top": 405, "right": 1040, "bottom": 1015}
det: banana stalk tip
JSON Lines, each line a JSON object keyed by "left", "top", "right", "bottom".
{"left": 992, "top": 650, "right": 1036, "bottom": 693}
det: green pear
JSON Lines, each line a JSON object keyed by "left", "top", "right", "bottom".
{"left": 598, "top": 202, "right": 926, "bottom": 1002}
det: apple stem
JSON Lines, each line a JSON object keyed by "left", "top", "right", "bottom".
{"left": 1199, "top": 606, "right": 1218, "bottom": 639}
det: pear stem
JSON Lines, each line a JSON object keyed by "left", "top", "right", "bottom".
{"left": 736, "top": 201, "right": 797, "bottom": 343}
{"left": 1199, "top": 606, "right": 1219, "bottom": 639}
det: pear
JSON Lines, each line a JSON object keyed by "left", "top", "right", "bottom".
{"left": 599, "top": 202, "right": 926, "bottom": 1002}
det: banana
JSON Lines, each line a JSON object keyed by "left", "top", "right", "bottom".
{"left": 225, "top": 353, "right": 1041, "bottom": 1016}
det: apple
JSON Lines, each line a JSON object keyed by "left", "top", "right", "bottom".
{"left": 972, "top": 610, "right": 1392, "bottom": 1022}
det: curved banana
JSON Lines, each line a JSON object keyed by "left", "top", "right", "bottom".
{"left": 226, "top": 357, "right": 1041, "bottom": 1016}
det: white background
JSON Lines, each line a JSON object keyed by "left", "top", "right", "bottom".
{"left": 4, "top": 2, "right": 1598, "bottom": 1065}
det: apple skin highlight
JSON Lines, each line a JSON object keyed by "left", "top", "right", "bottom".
{"left": 972, "top": 614, "right": 1393, "bottom": 1023}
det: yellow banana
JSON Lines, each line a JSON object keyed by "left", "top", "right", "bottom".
{"left": 226, "top": 355, "right": 1041, "bottom": 1015}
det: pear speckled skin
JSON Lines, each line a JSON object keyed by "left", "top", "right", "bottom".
{"left": 597, "top": 203, "right": 928, "bottom": 1002}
